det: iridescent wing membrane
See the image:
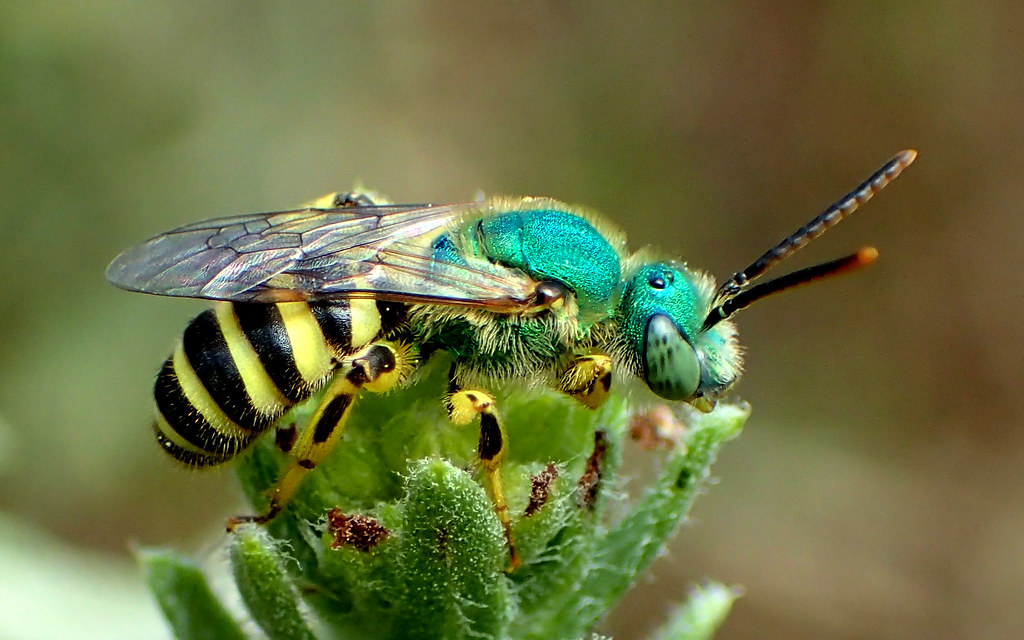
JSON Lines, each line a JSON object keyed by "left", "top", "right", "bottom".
{"left": 106, "top": 203, "right": 539, "bottom": 312}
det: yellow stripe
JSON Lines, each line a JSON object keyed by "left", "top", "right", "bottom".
{"left": 348, "top": 297, "right": 381, "bottom": 348}
{"left": 277, "top": 301, "right": 333, "bottom": 384}
{"left": 172, "top": 344, "right": 252, "bottom": 441}
{"left": 215, "top": 302, "right": 288, "bottom": 415}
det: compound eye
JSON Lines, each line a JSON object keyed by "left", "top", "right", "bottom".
{"left": 643, "top": 314, "right": 701, "bottom": 401}
{"left": 533, "top": 281, "right": 568, "bottom": 310}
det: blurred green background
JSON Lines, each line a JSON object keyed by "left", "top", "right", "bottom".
{"left": 1, "top": 2, "right": 1021, "bottom": 639}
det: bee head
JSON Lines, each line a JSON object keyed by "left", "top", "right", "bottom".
{"left": 620, "top": 262, "right": 741, "bottom": 410}
{"left": 620, "top": 151, "right": 917, "bottom": 408}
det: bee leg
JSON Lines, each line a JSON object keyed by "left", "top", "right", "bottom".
{"left": 274, "top": 423, "right": 298, "bottom": 453}
{"left": 227, "top": 342, "right": 407, "bottom": 530}
{"left": 447, "top": 370, "right": 520, "bottom": 571}
{"left": 558, "top": 353, "right": 613, "bottom": 409}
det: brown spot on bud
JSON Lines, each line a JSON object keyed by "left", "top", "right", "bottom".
{"left": 327, "top": 508, "right": 389, "bottom": 551}
{"left": 577, "top": 430, "right": 608, "bottom": 510}
{"left": 524, "top": 462, "right": 559, "bottom": 517}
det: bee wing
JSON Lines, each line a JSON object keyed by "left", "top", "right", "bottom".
{"left": 106, "top": 203, "right": 538, "bottom": 311}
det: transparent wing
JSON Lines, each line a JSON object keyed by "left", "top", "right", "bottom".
{"left": 106, "top": 203, "right": 538, "bottom": 311}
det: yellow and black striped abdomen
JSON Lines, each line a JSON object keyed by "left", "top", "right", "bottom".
{"left": 153, "top": 298, "right": 389, "bottom": 467}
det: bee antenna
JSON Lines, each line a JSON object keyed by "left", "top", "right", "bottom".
{"left": 712, "top": 149, "right": 917, "bottom": 305}
{"left": 703, "top": 247, "right": 877, "bottom": 330}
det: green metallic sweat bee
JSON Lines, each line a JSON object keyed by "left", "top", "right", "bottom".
{"left": 107, "top": 150, "right": 915, "bottom": 567}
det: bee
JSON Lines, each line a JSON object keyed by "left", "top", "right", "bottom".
{"left": 108, "top": 151, "right": 915, "bottom": 567}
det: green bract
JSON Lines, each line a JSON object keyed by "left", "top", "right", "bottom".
{"left": 141, "top": 361, "right": 748, "bottom": 640}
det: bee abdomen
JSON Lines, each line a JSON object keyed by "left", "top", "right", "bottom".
{"left": 181, "top": 309, "right": 276, "bottom": 431}
{"left": 154, "top": 356, "right": 257, "bottom": 466}
{"left": 153, "top": 299, "right": 392, "bottom": 467}
{"left": 153, "top": 422, "right": 233, "bottom": 468}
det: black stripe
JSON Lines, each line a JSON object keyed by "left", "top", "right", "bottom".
{"left": 312, "top": 394, "right": 353, "bottom": 444}
{"left": 477, "top": 413, "right": 503, "bottom": 461}
{"left": 154, "top": 358, "right": 253, "bottom": 456}
{"left": 181, "top": 310, "right": 271, "bottom": 432}
{"left": 376, "top": 300, "right": 408, "bottom": 336}
{"left": 153, "top": 424, "right": 230, "bottom": 468}
{"left": 310, "top": 302, "right": 352, "bottom": 353}
{"left": 233, "top": 303, "right": 309, "bottom": 403}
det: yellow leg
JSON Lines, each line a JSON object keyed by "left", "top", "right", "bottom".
{"left": 447, "top": 384, "right": 520, "bottom": 571}
{"left": 559, "top": 354, "right": 613, "bottom": 409}
{"left": 227, "top": 341, "right": 411, "bottom": 530}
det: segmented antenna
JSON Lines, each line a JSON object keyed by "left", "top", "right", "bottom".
{"left": 703, "top": 149, "right": 916, "bottom": 330}
{"left": 703, "top": 247, "right": 878, "bottom": 330}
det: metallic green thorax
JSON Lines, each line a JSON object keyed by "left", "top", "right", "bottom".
{"left": 473, "top": 210, "right": 622, "bottom": 318}
{"left": 433, "top": 207, "right": 623, "bottom": 326}
{"left": 421, "top": 205, "right": 625, "bottom": 380}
